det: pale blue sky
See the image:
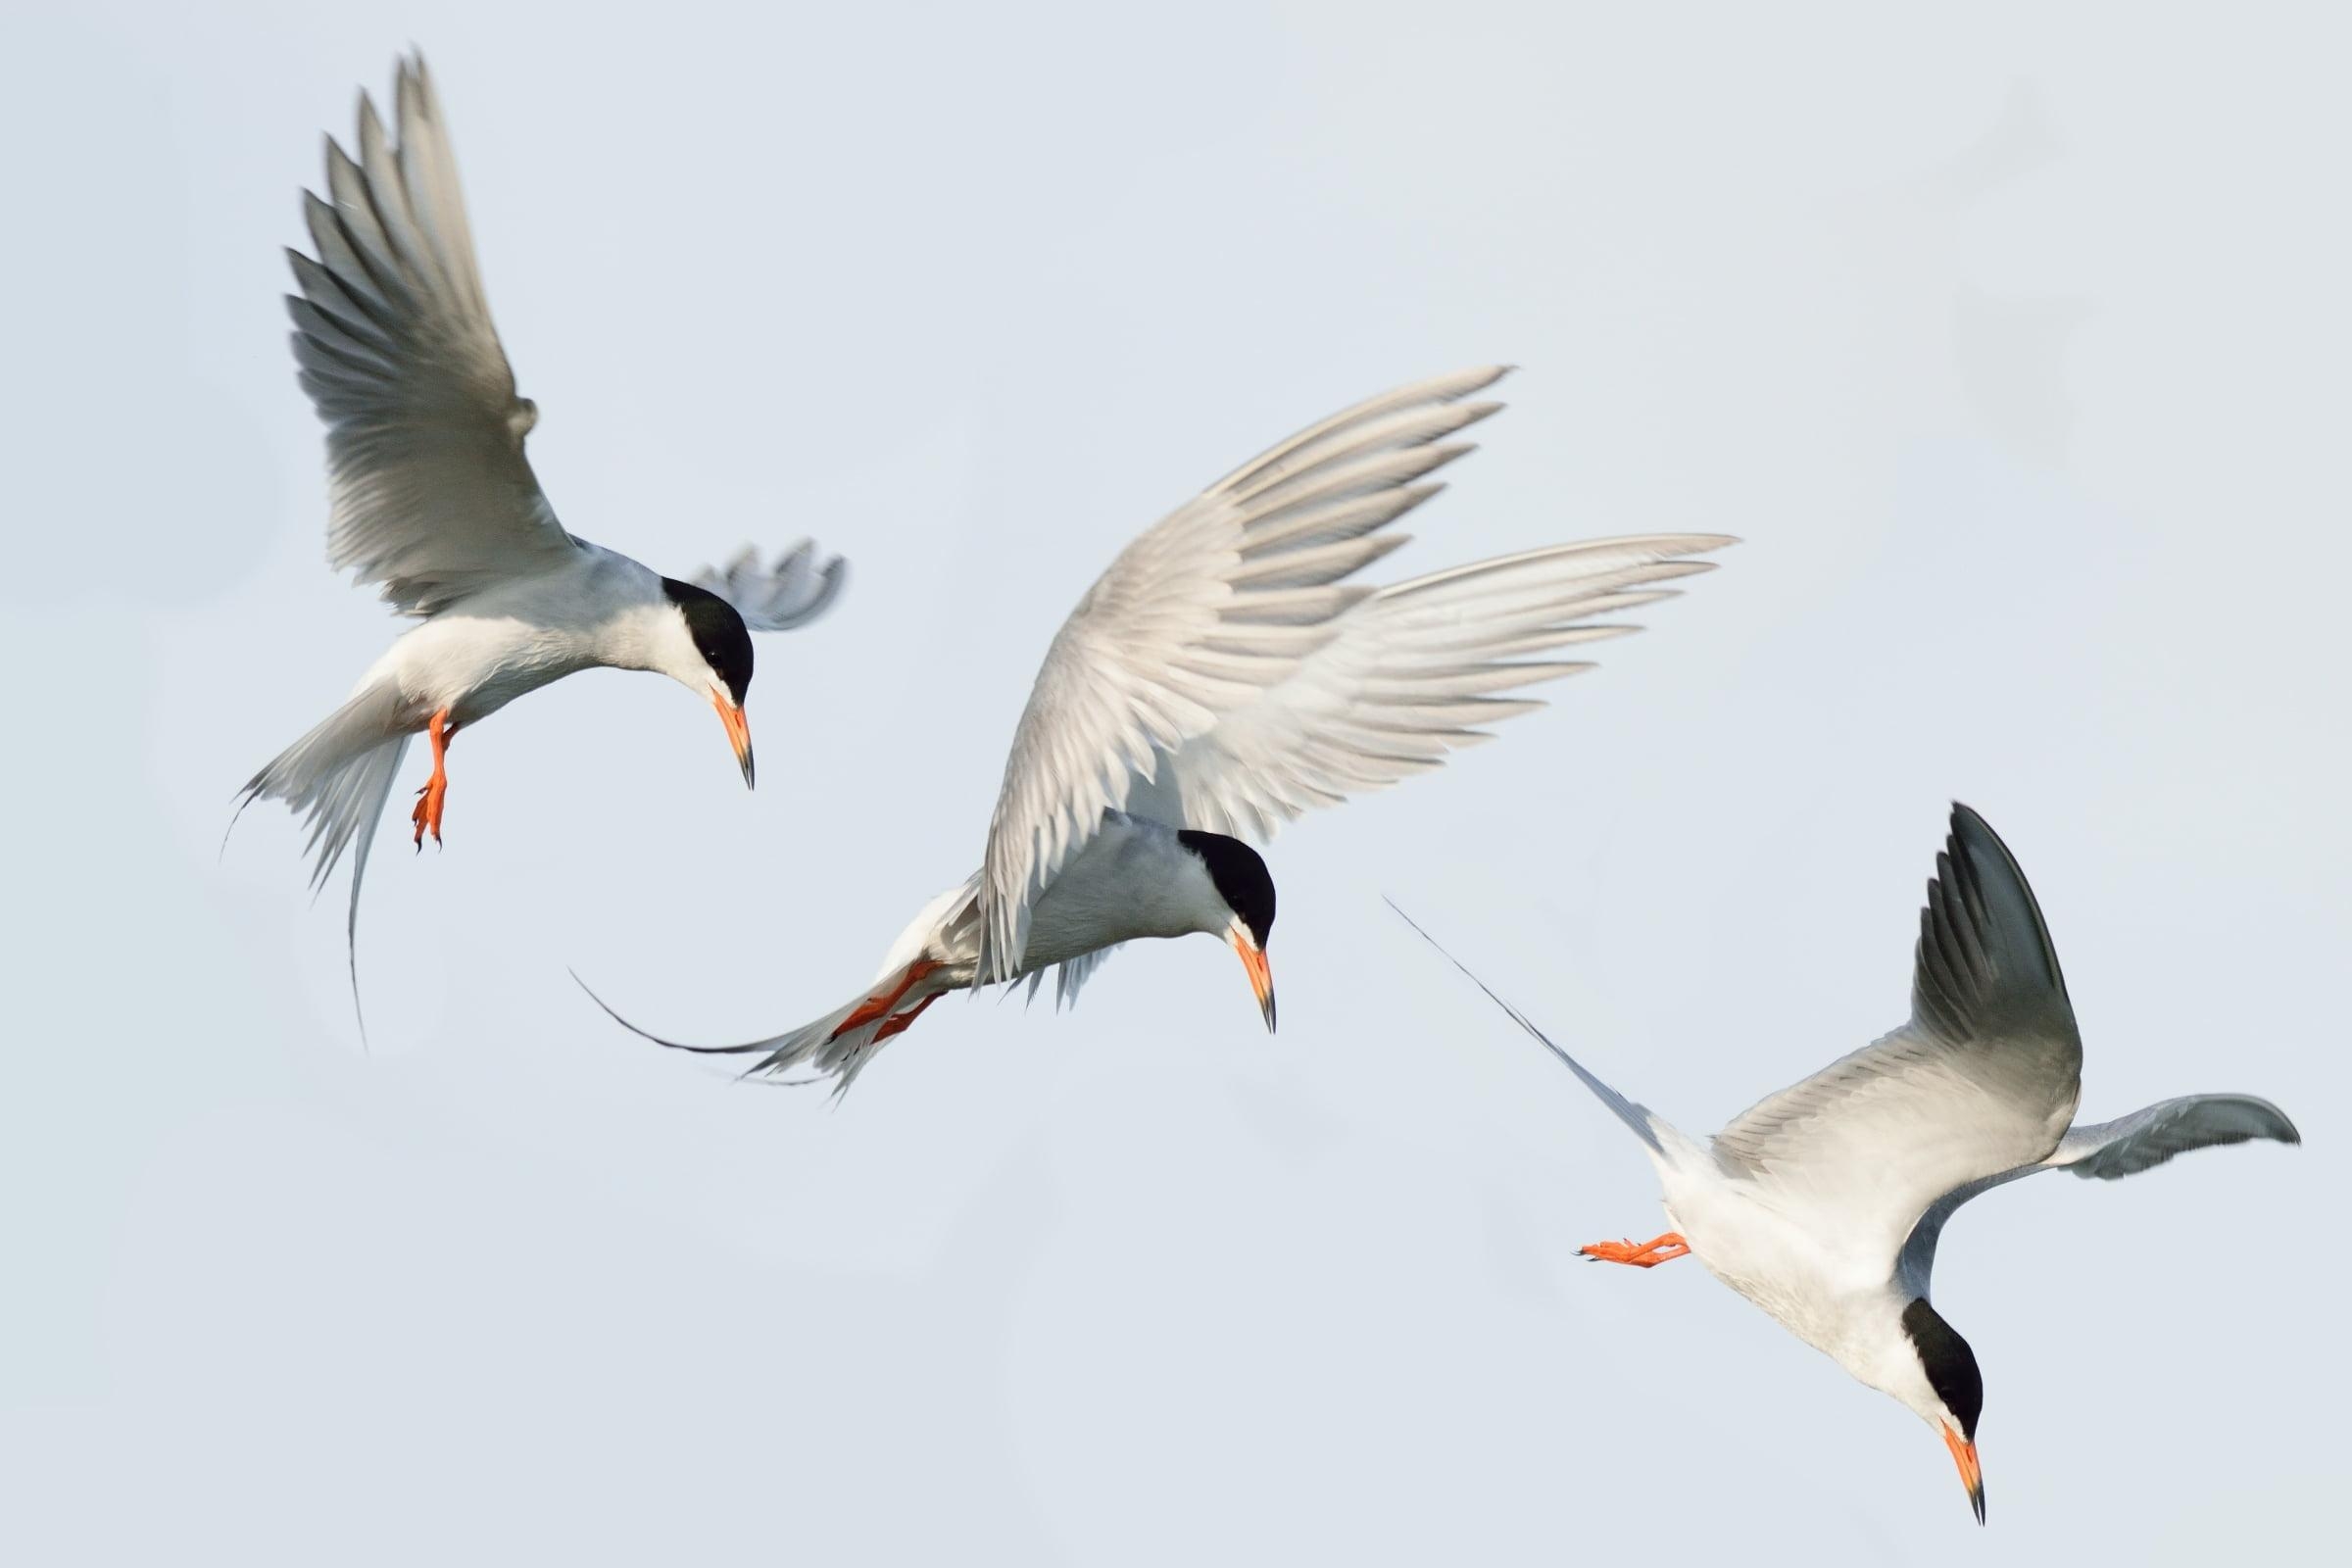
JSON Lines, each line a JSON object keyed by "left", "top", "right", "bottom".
{"left": 3, "top": 3, "right": 2343, "bottom": 1563}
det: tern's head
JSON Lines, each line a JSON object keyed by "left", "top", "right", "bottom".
{"left": 1176, "top": 829, "right": 1277, "bottom": 1033}
{"left": 657, "top": 577, "right": 757, "bottom": 787}
{"left": 1897, "top": 1298, "right": 1986, "bottom": 1525}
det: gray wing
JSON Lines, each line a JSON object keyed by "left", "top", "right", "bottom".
{"left": 2051, "top": 1094, "right": 2301, "bottom": 1179}
{"left": 689, "top": 541, "right": 849, "bottom": 631}
{"left": 976, "top": 367, "right": 1510, "bottom": 983}
{"left": 1896, "top": 1093, "right": 2301, "bottom": 1294}
{"left": 1709, "top": 805, "right": 2084, "bottom": 1277}
{"left": 288, "top": 54, "right": 578, "bottom": 615}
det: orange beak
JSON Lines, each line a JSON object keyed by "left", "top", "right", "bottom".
{"left": 1230, "top": 929, "right": 1276, "bottom": 1033}
{"left": 713, "top": 695, "right": 755, "bottom": 788}
{"left": 1941, "top": 1422, "right": 1985, "bottom": 1526}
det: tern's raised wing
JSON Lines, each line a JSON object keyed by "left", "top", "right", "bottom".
{"left": 689, "top": 541, "right": 849, "bottom": 632}
{"left": 976, "top": 368, "right": 1511, "bottom": 982}
{"left": 1141, "top": 534, "right": 1730, "bottom": 844}
{"left": 1895, "top": 1093, "right": 2300, "bottom": 1294}
{"left": 288, "top": 54, "right": 579, "bottom": 615}
{"left": 1709, "top": 806, "right": 2085, "bottom": 1279}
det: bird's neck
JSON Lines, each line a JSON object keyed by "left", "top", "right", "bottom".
{"left": 586, "top": 555, "right": 699, "bottom": 679}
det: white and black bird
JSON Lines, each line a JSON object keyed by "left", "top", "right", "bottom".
{"left": 1395, "top": 805, "right": 2300, "bottom": 1524}
{"left": 590, "top": 367, "right": 1733, "bottom": 1092}
{"left": 233, "top": 56, "right": 845, "bottom": 1007}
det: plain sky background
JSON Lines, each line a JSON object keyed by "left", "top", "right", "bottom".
{"left": 4, "top": 2, "right": 2344, "bottom": 1563}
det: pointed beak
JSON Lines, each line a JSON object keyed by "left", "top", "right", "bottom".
{"left": 1230, "top": 929, "right": 1276, "bottom": 1033}
{"left": 1941, "top": 1423, "right": 1985, "bottom": 1526}
{"left": 713, "top": 694, "right": 755, "bottom": 788}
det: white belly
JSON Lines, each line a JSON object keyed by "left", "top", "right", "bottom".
{"left": 363, "top": 612, "right": 600, "bottom": 729}
{"left": 908, "top": 814, "right": 1222, "bottom": 986}
{"left": 1661, "top": 1158, "right": 1882, "bottom": 1366}
{"left": 1019, "top": 824, "right": 1217, "bottom": 968}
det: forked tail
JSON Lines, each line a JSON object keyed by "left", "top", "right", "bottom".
{"left": 1384, "top": 898, "right": 1663, "bottom": 1152}
{"left": 577, "top": 956, "right": 947, "bottom": 1100}
{"left": 226, "top": 683, "right": 409, "bottom": 1034}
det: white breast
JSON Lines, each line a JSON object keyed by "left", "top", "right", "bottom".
{"left": 358, "top": 547, "right": 664, "bottom": 727}
{"left": 906, "top": 814, "right": 1224, "bottom": 987}
{"left": 1018, "top": 814, "right": 1224, "bottom": 969}
{"left": 1660, "top": 1153, "right": 1887, "bottom": 1368}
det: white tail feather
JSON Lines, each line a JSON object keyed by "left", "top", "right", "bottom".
{"left": 578, "top": 956, "right": 942, "bottom": 1100}
{"left": 230, "top": 684, "right": 409, "bottom": 1032}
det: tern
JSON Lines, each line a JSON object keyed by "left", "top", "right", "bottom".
{"left": 1395, "top": 804, "right": 2300, "bottom": 1524}
{"left": 232, "top": 56, "right": 846, "bottom": 1012}
{"left": 590, "top": 367, "right": 1732, "bottom": 1092}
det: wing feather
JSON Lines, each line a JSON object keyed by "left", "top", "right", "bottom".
{"left": 1897, "top": 1093, "right": 2299, "bottom": 1294}
{"left": 976, "top": 373, "right": 1738, "bottom": 985}
{"left": 2052, "top": 1094, "right": 2300, "bottom": 1179}
{"left": 288, "top": 54, "right": 577, "bottom": 615}
{"left": 975, "top": 368, "right": 1511, "bottom": 981}
{"left": 1711, "top": 806, "right": 2084, "bottom": 1279}
{"left": 688, "top": 541, "right": 850, "bottom": 631}
{"left": 1156, "top": 536, "right": 1730, "bottom": 841}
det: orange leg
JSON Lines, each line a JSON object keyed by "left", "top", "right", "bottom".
{"left": 870, "top": 991, "right": 941, "bottom": 1045}
{"left": 1579, "top": 1232, "right": 1690, "bottom": 1268}
{"left": 411, "top": 707, "right": 455, "bottom": 850}
{"left": 831, "top": 957, "right": 942, "bottom": 1041}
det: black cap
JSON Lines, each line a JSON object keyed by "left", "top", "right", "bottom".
{"left": 661, "top": 577, "right": 755, "bottom": 707}
{"left": 1177, "top": 830, "right": 1275, "bottom": 950}
{"left": 1902, "top": 1298, "right": 1984, "bottom": 1442}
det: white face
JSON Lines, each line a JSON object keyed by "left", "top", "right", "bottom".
{"left": 1857, "top": 1342, "right": 1959, "bottom": 1434}
{"left": 646, "top": 608, "right": 729, "bottom": 701}
{"left": 646, "top": 606, "right": 754, "bottom": 787}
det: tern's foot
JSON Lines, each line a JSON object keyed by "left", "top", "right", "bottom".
{"left": 412, "top": 706, "right": 454, "bottom": 850}
{"left": 410, "top": 776, "right": 448, "bottom": 849}
{"left": 1579, "top": 1233, "right": 1690, "bottom": 1268}
{"left": 872, "top": 992, "right": 941, "bottom": 1045}
{"left": 832, "top": 957, "right": 942, "bottom": 1041}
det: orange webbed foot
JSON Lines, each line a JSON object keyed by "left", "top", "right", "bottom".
{"left": 871, "top": 991, "right": 941, "bottom": 1045}
{"left": 411, "top": 707, "right": 454, "bottom": 851}
{"left": 831, "top": 957, "right": 943, "bottom": 1042}
{"left": 411, "top": 777, "right": 448, "bottom": 849}
{"left": 1579, "top": 1233, "right": 1690, "bottom": 1268}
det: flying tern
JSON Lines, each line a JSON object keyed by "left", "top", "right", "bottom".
{"left": 232, "top": 56, "right": 846, "bottom": 1014}
{"left": 1395, "top": 804, "right": 2300, "bottom": 1523}
{"left": 592, "top": 366, "right": 1731, "bottom": 1092}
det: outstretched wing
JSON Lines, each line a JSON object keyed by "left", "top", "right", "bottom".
{"left": 1710, "top": 806, "right": 2084, "bottom": 1279}
{"left": 689, "top": 541, "right": 849, "bottom": 632}
{"left": 976, "top": 367, "right": 1510, "bottom": 982}
{"left": 2050, "top": 1094, "right": 2302, "bottom": 1179}
{"left": 288, "top": 53, "right": 578, "bottom": 615}
{"left": 1143, "top": 535, "right": 1731, "bottom": 842}
{"left": 1896, "top": 1093, "right": 2300, "bottom": 1294}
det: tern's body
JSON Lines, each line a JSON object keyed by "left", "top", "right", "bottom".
{"left": 1649, "top": 1131, "right": 1894, "bottom": 1367}
{"left": 801, "top": 813, "right": 1265, "bottom": 1011}
{"left": 1401, "top": 806, "right": 2299, "bottom": 1523}
{"left": 596, "top": 366, "right": 1734, "bottom": 1091}
{"left": 352, "top": 546, "right": 661, "bottom": 731}
{"left": 234, "top": 55, "right": 844, "bottom": 1018}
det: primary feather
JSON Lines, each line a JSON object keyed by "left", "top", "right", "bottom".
{"left": 288, "top": 54, "right": 578, "bottom": 616}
